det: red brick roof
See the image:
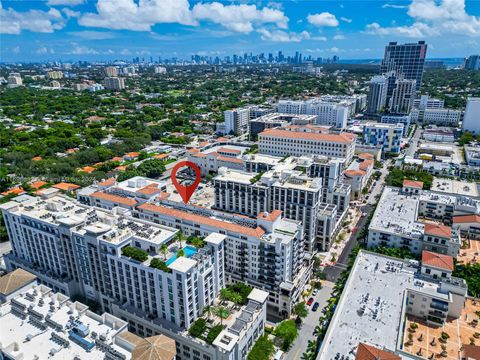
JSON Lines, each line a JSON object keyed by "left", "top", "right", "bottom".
{"left": 463, "top": 345, "right": 480, "bottom": 360}
{"left": 137, "top": 186, "right": 161, "bottom": 195}
{"left": 29, "top": 181, "right": 48, "bottom": 190}
{"left": 424, "top": 223, "right": 452, "bottom": 238}
{"left": 257, "top": 210, "right": 282, "bottom": 222}
{"left": 452, "top": 214, "right": 480, "bottom": 224}
{"left": 344, "top": 169, "right": 366, "bottom": 177}
{"left": 358, "top": 153, "right": 374, "bottom": 160}
{"left": 217, "top": 147, "right": 241, "bottom": 154}
{"left": 1, "top": 187, "right": 25, "bottom": 196}
{"left": 422, "top": 250, "right": 454, "bottom": 271}
{"left": 98, "top": 178, "right": 116, "bottom": 187}
{"left": 259, "top": 128, "right": 355, "bottom": 143}
{"left": 403, "top": 179, "right": 424, "bottom": 189}
{"left": 217, "top": 156, "right": 244, "bottom": 164}
{"left": 359, "top": 159, "right": 373, "bottom": 170}
{"left": 91, "top": 191, "right": 137, "bottom": 206}
{"left": 355, "top": 343, "right": 400, "bottom": 360}
{"left": 138, "top": 203, "right": 266, "bottom": 238}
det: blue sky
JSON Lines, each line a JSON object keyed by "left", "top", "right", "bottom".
{"left": 1, "top": 0, "right": 479, "bottom": 62}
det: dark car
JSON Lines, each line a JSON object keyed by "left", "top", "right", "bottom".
{"left": 312, "top": 302, "right": 320, "bottom": 312}
{"left": 307, "top": 297, "right": 314, "bottom": 306}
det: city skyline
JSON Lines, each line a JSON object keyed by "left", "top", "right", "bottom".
{"left": 1, "top": 0, "right": 479, "bottom": 62}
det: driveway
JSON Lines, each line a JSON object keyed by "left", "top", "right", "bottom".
{"left": 285, "top": 281, "right": 334, "bottom": 360}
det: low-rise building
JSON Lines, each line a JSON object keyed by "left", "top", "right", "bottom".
{"left": 465, "top": 144, "right": 480, "bottom": 167}
{"left": 380, "top": 114, "right": 410, "bottom": 136}
{"left": 363, "top": 122, "right": 404, "bottom": 154}
{"left": 258, "top": 126, "right": 355, "bottom": 163}
{"left": 343, "top": 153, "right": 375, "bottom": 200}
{"left": 317, "top": 250, "right": 467, "bottom": 360}
{"left": 410, "top": 108, "right": 461, "bottom": 126}
{"left": 423, "top": 126, "right": 455, "bottom": 142}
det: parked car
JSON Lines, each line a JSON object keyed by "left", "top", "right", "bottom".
{"left": 312, "top": 289, "right": 318, "bottom": 296}
{"left": 312, "top": 302, "right": 320, "bottom": 312}
{"left": 307, "top": 297, "right": 314, "bottom": 306}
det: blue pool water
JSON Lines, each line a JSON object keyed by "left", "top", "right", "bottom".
{"left": 165, "top": 246, "right": 197, "bottom": 265}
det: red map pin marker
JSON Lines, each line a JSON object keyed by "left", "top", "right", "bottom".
{"left": 171, "top": 161, "right": 202, "bottom": 204}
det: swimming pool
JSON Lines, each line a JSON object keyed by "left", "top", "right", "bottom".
{"left": 165, "top": 246, "right": 197, "bottom": 266}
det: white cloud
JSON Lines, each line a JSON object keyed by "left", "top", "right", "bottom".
{"left": 12, "top": 46, "right": 20, "bottom": 54}
{"left": 62, "top": 8, "right": 80, "bottom": 18}
{"left": 257, "top": 29, "right": 310, "bottom": 42}
{"left": 79, "top": 0, "right": 196, "bottom": 31}
{"left": 311, "top": 36, "right": 327, "bottom": 41}
{"left": 382, "top": 3, "right": 408, "bottom": 9}
{"left": 69, "top": 44, "right": 99, "bottom": 55}
{"left": 333, "top": 34, "right": 346, "bottom": 40}
{"left": 367, "top": 0, "right": 480, "bottom": 37}
{"left": 307, "top": 12, "right": 339, "bottom": 27}
{"left": 192, "top": 3, "right": 288, "bottom": 33}
{"left": 0, "top": 5, "right": 65, "bottom": 34}
{"left": 47, "top": 0, "right": 84, "bottom": 6}
{"left": 340, "top": 17, "right": 352, "bottom": 23}
{"left": 120, "top": 49, "right": 132, "bottom": 55}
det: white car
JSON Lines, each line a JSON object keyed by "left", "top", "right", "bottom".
{"left": 312, "top": 289, "right": 318, "bottom": 296}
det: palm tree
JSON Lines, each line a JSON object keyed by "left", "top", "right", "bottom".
{"left": 215, "top": 306, "right": 229, "bottom": 325}
{"left": 160, "top": 244, "right": 168, "bottom": 260}
{"left": 176, "top": 231, "right": 184, "bottom": 249}
{"left": 204, "top": 305, "right": 212, "bottom": 321}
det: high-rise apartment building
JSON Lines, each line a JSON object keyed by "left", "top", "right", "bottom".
{"left": 105, "top": 66, "right": 119, "bottom": 77}
{"left": 464, "top": 55, "right": 480, "bottom": 70}
{"left": 366, "top": 75, "right": 388, "bottom": 114}
{"left": 104, "top": 77, "right": 126, "bottom": 90}
{"left": 389, "top": 79, "right": 416, "bottom": 114}
{"left": 462, "top": 97, "right": 480, "bottom": 134}
{"left": 380, "top": 41, "right": 427, "bottom": 91}
{"left": 224, "top": 108, "right": 250, "bottom": 136}
{"left": 0, "top": 195, "right": 225, "bottom": 331}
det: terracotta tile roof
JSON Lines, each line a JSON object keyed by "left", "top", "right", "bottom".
{"left": 355, "top": 343, "right": 400, "bottom": 360}
{"left": 115, "top": 165, "right": 127, "bottom": 171}
{"left": 79, "top": 166, "right": 96, "bottom": 173}
{"left": 187, "top": 148, "right": 200, "bottom": 153}
{"left": 344, "top": 169, "right": 366, "bottom": 177}
{"left": 422, "top": 250, "right": 454, "bottom": 271}
{"left": 358, "top": 153, "right": 375, "bottom": 160}
{"left": 29, "top": 180, "right": 47, "bottom": 190}
{"left": 359, "top": 159, "right": 374, "bottom": 170}
{"left": 259, "top": 128, "right": 355, "bottom": 143}
{"left": 0, "top": 268, "right": 37, "bottom": 296}
{"left": 217, "top": 147, "right": 241, "bottom": 154}
{"left": 403, "top": 179, "right": 424, "bottom": 189}
{"left": 98, "top": 178, "right": 116, "bottom": 187}
{"left": 153, "top": 154, "right": 168, "bottom": 160}
{"left": 32, "top": 156, "right": 42, "bottom": 161}
{"left": 1, "top": 187, "right": 25, "bottom": 196}
{"left": 424, "top": 223, "right": 452, "bottom": 238}
{"left": 111, "top": 156, "right": 124, "bottom": 162}
{"left": 217, "top": 156, "right": 244, "bottom": 164}
{"left": 138, "top": 203, "right": 266, "bottom": 238}
{"left": 156, "top": 192, "right": 170, "bottom": 200}
{"left": 124, "top": 152, "right": 140, "bottom": 158}
{"left": 453, "top": 214, "right": 480, "bottom": 224}
{"left": 257, "top": 210, "right": 282, "bottom": 222}
{"left": 137, "top": 186, "right": 161, "bottom": 195}
{"left": 216, "top": 137, "right": 228, "bottom": 142}
{"left": 198, "top": 141, "right": 210, "bottom": 147}
{"left": 463, "top": 344, "right": 480, "bottom": 360}
{"left": 91, "top": 191, "right": 137, "bottom": 206}
{"left": 85, "top": 115, "right": 106, "bottom": 122}
{"left": 52, "top": 182, "right": 81, "bottom": 191}
{"left": 66, "top": 148, "right": 77, "bottom": 154}
{"left": 191, "top": 153, "right": 207, "bottom": 158}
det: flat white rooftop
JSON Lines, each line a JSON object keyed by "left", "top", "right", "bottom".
{"left": 318, "top": 251, "right": 448, "bottom": 360}
{"left": 431, "top": 178, "right": 480, "bottom": 198}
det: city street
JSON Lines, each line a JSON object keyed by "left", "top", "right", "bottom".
{"left": 285, "top": 281, "right": 334, "bottom": 360}
{"left": 405, "top": 126, "right": 422, "bottom": 158}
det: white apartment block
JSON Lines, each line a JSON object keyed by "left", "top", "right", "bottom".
{"left": 0, "top": 279, "right": 178, "bottom": 360}
{"left": 105, "top": 66, "right": 119, "bottom": 77}
{"left": 389, "top": 79, "right": 416, "bottom": 114}
{"left": 319, "top": 95, "right": 367, "bottom": 116}
{"left": 462, "top": 97, "right": 480, "bottom": 134}
{"left": 410, "top": 108, "right": 461, "bottom": 126}
{"left": 380, "top": 114, "right": 411, "bottom": 136}
{"left": 0, "top": 195, "right": 225, "bottom": 333}
{"left": 186, "top": 146, "right": 246, "bottom": 176}
{"left": 363, "top": 122, "right": 404, "bottom": 154}
{"left": 104, "top": 77, "right": 126, "bottom": 90}
{"left": 413, "top": 95, "right": 444, "bottom": 110}
{"left": 258, "top": 127, "right": 355, "bottom": 163}
{"left": 318, "top": 250, "right": 467, "bottom": 360}
{"left": 154, "top": 66, "right": 167, "bottom": 74}
{"left": 47, "top": 70, "right": 64, "bottom": 80}
{"left": 224, "top": 108, "right": 250, "bottom": 136}
{"left": 7, "top": 73, "right": 23, "bottom": 86}
{"left": 366, "top": 183, "right": 480, "bottom": 257}
{"left": 277, "top": 99, "right": 349, "bottom": 129}
{"left": 134, "top": 202, "right": 310, "bottom": 320}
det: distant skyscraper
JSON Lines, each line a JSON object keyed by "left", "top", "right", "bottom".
{"left": 104, "top": 76, "right": 125, "bottom": 90}
{"left": 380, "top": 41, "right": 427, "bottom": 91}
{"left": 464, "top": 55, "right": 480, "bottom": 70}
{"left": 367, "top": 75, "right": 388, "bottom": 114}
